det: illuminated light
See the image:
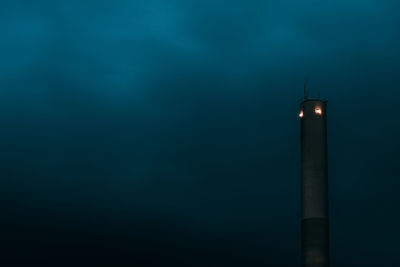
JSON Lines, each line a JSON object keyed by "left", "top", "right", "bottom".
{"left": 299, "top": 110, "right": 304, "bottom": 118}
{"left": 315, "top": 107, "right": 322, "bottom": 115}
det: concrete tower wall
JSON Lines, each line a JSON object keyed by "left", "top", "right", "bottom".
{"left": 300, "top": 99, "right": 329, "bottom": 267}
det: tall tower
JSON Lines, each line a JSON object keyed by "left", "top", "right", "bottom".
{"left": 299, "top": 95, "right": 329, "bottom": 267}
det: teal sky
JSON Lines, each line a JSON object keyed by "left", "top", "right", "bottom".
{"left": 1, "top": 1, "right": 399, "bottom": 266}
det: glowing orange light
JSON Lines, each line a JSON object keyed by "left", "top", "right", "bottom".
{"left": 315, "top": 107, "right": 322, "bottom": 115}
{"left": 299, "top": 110, "right": 304, "bottom": 118}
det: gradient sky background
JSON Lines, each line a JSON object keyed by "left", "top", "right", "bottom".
{"left": 1, "top": 1, "right": 400, "bottom": 266}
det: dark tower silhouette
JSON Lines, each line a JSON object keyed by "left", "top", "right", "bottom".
{"left": 299, "top": 90, "right": 329, "bottom": 267}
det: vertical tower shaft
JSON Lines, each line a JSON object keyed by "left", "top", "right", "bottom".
{"left": 300, "top": 100, "right": 329, "bottom": 267}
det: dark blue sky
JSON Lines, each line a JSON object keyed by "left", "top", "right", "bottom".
{"left": 1, "top": 1, "right": 400, "bottom": 266}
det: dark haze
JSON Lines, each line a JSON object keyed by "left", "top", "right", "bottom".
{"left": 1, "top": 1, "right": 400, "bottom": 266}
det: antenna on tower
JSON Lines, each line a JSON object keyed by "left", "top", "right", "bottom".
{"left": 317, "top": 91, "right": 321, "bottom": 99}
{"left": 304, "top": 76, "right": 309, "bottom": 99}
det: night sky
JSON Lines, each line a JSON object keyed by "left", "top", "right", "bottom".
{"left": 1, "top": 1, "right": 400, "bottom": 266}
